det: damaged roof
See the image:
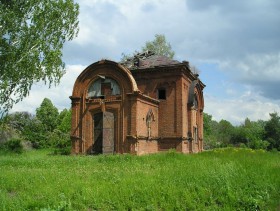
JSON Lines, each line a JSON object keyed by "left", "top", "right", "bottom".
{"left": 121, "top": 51, "right": 181, "bottom": 69}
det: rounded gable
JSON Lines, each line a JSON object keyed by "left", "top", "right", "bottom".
{"left": 71, "top": 60, "right": 139, "bottom": 97}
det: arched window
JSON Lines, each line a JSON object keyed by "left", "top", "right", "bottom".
{"left": 88, "top": 77, "right": 120, "bottom": 98}
{"left": 194, "top": 93, "right": 198, "bottom": 109}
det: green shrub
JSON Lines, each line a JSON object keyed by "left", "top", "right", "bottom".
{"left": 50, "top": 129, "right": 71, "bottom": 155}
{"left": 248, "top": 139, "right": 270, "bottom": 150}
{"left": 4, "top": 138, "right": 23, "bottom": 153}
{"left": 270, "top": 148, "right": 278, "bottom": 153}
{"left": 239, "top": 143, "right": 247, "bottom": 148}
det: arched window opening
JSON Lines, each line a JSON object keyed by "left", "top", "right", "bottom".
{"left": 194, "top": 93, "right": 198, "bottom": 109}
{"left": 88, "top": 77, "right": 120, "bottom": 98}
{"left": 158, "top": 88, "right": 166, "bottom": 100}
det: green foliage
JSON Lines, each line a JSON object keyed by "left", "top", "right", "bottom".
{"left": 264, "top": 112, "right": 280, "bottom": 150}
{"left": 51, "top": 109, "right": 71, "bottom": 155}
{"left": 248, "top": 139, "right": 270, "bottom": 150}
{"left": 22, "top": 117, "right": 46, "bottom": 148}
{"left": 203, "top": 113, "right": 272, "bottom": 150}
{"left": 0, "top": 99, "right": 71, "bottom": 151}
{"left": 142, "top": 34, "right": 175, "bottom": 59}
{"left": 57, "top": 109, "right": 71, "bottom": 133}
{"left": 57, "top": 109, "right": 68, "bottom": 127}
{"left": 203, "top": 113, "right": 213, "bottom": 136}
{"left": 0, "top": 149, "right": 279, "bottom": 210}
{"left": 230, "top": 119, "right": 266, "bottom": 147}
{"left": 0, "top": 0, "right": 79, "bottom": 114}
{"left": 50, "top": 129, "right": 71, "bottom": 155}
{"left": 1, "top": 112, "right": 46, "bottom": 148}
{"left": 36, "top": 98, "right": 59, "bottom": 132}
{"left": 203, "top": 113, "right": 220, "bottom": 149}
{"left": 3, "top": 112, "right": 33, "bottom": 132}
{"left": 0, "top": 122, "right": 18, "bottom": 144}
{"left": 216, "top": 119, "right": 234, "bottom": 147}
{"left": 2, "top": 138, "right": 23, "bottom": 153}
{"left": 121, "top": 34, "right": 175, "bottom": 62}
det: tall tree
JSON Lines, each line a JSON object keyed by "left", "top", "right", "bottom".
{"left": 264, "top": 112, "right": 280, "bottom": 150}
{"left": 217, "top": 120, "right": 234, "bottom": 147}
{"left": 142, "top": 34, "right": 175, "bottom": 59}
{"left": 57, "top": 108, "right": 71, "bottom": 133}
{"left": 0, "top": 0, "right": 79, "bottom": 114}
{"left": 36, "top": 98, "right": 59, "bottom": 132}
{"left": 203, "top": 113, "right": 220, "bottom": 149}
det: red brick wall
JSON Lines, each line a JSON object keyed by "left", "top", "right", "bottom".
{"left": 71, "top": 61, "right": 204, "bottom": 155}
{"left": 136, "top": 99, "right": 158, "bottom": 137}
{"left": 133, "top": 71, "right": 180, "bottom": 138}
{"left": 136, "top": 139, "right": 158, "bottom": 155}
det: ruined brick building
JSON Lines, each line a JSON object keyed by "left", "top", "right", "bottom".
{"left": 70, "top": 52, "right": 205, "bottom": 155}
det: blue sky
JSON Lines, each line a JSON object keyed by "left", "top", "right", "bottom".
{"left": 12, "top": 0, "right": 280, "bottom": 125}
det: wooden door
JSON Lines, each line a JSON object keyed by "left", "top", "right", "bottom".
{"left": 102, "top": 112, "right": 114, "bottom": 154}
{"left": 93, "top": 112, "right": 114, "bottom": 154}
{"left": 93, "top": 113, "right": 103, "bottom": 154}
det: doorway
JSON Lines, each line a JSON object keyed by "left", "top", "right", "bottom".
{"left": 92, "top": 112, "right": 115, "bottom": 154}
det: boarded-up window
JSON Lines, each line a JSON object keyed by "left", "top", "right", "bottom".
{"left": 88, "top": 77, "right": 120, "bottom": 98}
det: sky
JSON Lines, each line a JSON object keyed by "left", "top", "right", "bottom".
{"left": 12, "top": 0, "right": 280, "bottom": 125}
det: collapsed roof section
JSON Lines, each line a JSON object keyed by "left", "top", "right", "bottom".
{"left": 121, "top": 51, "right": 180, "bottom": 69}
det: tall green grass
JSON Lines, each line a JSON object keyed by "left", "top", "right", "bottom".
{"left": 0, "top": 148, "right": 279, "bottom": 210}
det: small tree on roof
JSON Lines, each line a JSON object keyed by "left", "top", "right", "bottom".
{"left": 142, "top": 34, "right": 175, "bottom": 59}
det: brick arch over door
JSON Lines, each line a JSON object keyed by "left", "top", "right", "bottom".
{"left": 71, "top": 60, "right": 139, "bottom": 97}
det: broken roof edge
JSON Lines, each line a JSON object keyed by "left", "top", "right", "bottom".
{"left": 130, "top": 62, "right": 202, "bottom": 81}
{"left": 120, "top": 51, "right": 203, "bottom": 77}
{"left": 120, "top": 51, "right": 180, "bottom": 69}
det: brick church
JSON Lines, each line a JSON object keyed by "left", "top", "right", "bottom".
{"left": 70, "top": 52, "right": 205, "bottom": 155}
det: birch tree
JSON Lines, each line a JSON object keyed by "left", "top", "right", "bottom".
{"left": 0, "top": 0, "right": 79, "bottom": 115}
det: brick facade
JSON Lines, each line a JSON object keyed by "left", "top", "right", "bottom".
{"left": 70, "top": 55, "right": 205, "bottom": 155}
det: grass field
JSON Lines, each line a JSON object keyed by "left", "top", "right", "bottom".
{"left": 0, "top": 148, "right": 279, "bottom": 210}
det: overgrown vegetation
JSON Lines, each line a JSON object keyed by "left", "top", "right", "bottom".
{"left": 121, "top": 34, "right": 175, "bottom": 62}
{"left": 0, "top": 138, "right": 23, "bottom": 153}
{"left": 0, "top": 148, "right": 279, "bottom": 210}
{"left": 0, "top": 98, "right": 71, "bottom": 154}
{"left": 204, "top": 112, "right": 280, "bottom": 151}
{"left": 1, "top": 97, "right": 280, "bottom": 154}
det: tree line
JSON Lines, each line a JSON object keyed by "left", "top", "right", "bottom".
{"left": 1, "top": 98, "right": 279, "bottom": 154}
{"left": 0, "top": 98, "right": 71, "bottom": 154}
{"left": 204, "top": 112, "right": 280, "bottom": 151}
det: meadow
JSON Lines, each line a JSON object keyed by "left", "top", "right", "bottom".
{"left": 0, "top": 148, "right": 279, "bottom": 210}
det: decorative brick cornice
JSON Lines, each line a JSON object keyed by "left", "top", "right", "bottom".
{"left": 127, "top": 135, "right": 160, "bottom": 141}
{"left": 159, "top": 137, "right": 189, "bottom": 141}
{"left": 126, "top": 92, "right": 160, "bottom": 104}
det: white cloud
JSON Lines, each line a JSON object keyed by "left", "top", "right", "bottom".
{"left": 205, "top": 92, "right": 280, "bottom": 125}
{"left": 9, "top": 0, "right": 280, "bottom": 126}
{"left": 218, "top": 53, "right": 280, "bottom": 99}
{"left": 220, "top": 53, "right": 280, "bottom": 82}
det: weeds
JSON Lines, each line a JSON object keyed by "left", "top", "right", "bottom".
{"left": 0, "top": 148, "right": 279, "bottom": 210}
